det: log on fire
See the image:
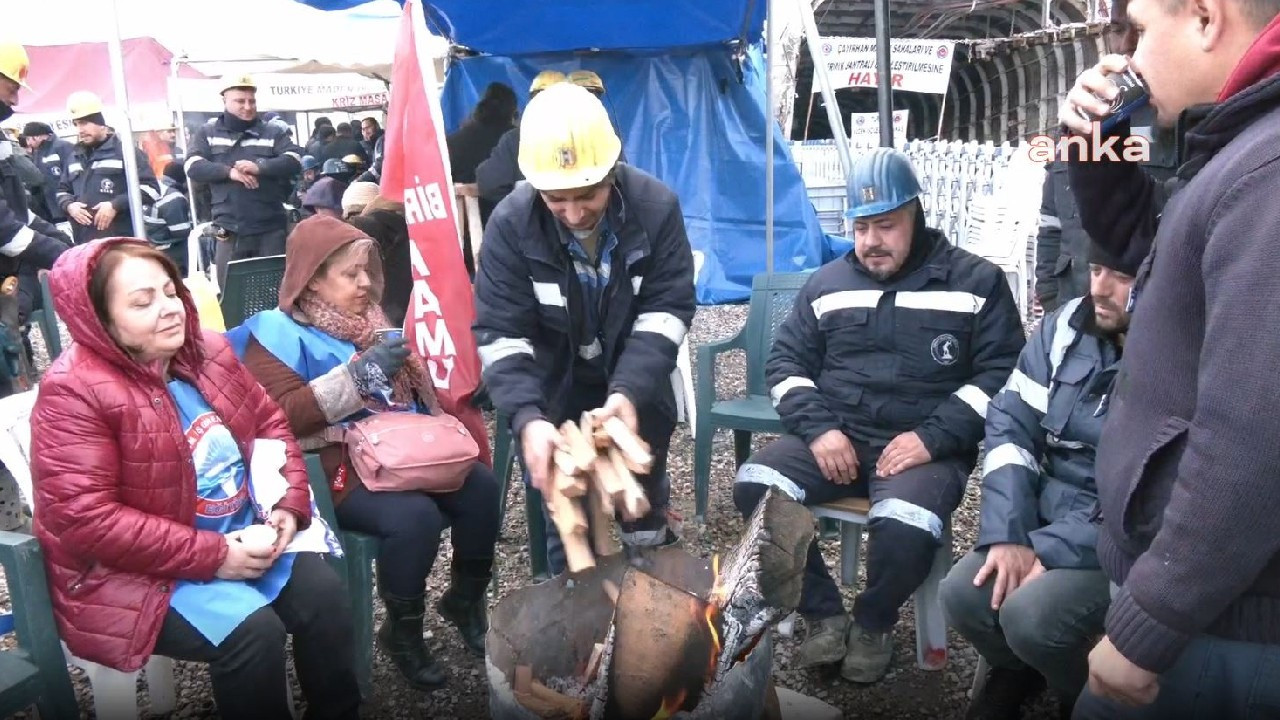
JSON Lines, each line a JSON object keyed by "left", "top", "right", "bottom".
{"left": 711, "top": 487, "right": 815, "bottom": 682}
{"left": 601, "top": 567, "right": 716, "bottom": 720}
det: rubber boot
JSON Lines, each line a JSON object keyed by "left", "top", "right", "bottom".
{"left": 437, "top": 559, "right": 493, "bottom": 657}
{"left": 378, "top": 593, "right": 447, "bottom": 691}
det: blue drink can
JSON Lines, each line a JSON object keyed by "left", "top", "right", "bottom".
{"left": 1078, "top": 67, "right": 1149, "bottom": 133}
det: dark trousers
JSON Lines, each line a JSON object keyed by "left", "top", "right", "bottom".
{"left": 733, "top": 433, "right": 967, "bottom": 631}
{"left": 152, "top": 552, "right": 360, "bottom": 719}
{"left": 214, "top": 227, "right": 288, "bottom": 289}
{"left": 1073, "top": 632, "right": 1280, "bottom": 719}
{"left": 539, "top": 444, "right": 672, "bottom": 577}
{"left": 334, "top": 464, "right": 500, "bottom": 597}
{"left": 941, "top": 549, "right": 1110, "bottom": 698}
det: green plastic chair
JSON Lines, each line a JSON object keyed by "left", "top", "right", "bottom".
{"left": 220, "top": 255, "right": 286, "bottom": 328}
{"left": 492, "top": 411, "right": 550, "bottom": 581}
{"left": 692, "top": 272, "right": 811, "bottom": 522}
{"left": 35, "top": 270, "right": 61, "bottom": 360}
{"left": 0, "top": 532, "right": 79, "bottom": 720}
{"left": 303, "top": 453, "right": 377, "bottom": 697}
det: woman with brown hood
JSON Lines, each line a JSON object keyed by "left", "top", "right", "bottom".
{"left": 228, "top": 215, "right": 499, "bottom": 691}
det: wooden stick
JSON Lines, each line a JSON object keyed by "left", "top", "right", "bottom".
{"left": 516, "top": 682, "right": 587, "bottom": 720}
{"left": 592, "top": 453, "right": 626, "bottom": 497}
{"left": 602, "top": 579, "right": 620, "bottom": 604}
{"left": 560, "top": 420, "right": 597, "bottom": 473}
{"left": 585, "top": 411, "right": 610, "bottom": 449}
{"left": 608, "top": 447, "right": 650, "bottom": 520}
{"left": 601, "top": 416, "right": 652, "bottom": 472}
{"left": 515, "top": 665, "right": 534, "bottom": 695}
{"left": 561, "top": 530, "right": 596, "bottom": 573}
{"left": 587, "top": 495, "right": 619, "bottom": 556}
{"left": 553, "top": 448, "right": 578, "bottom": 478}
{"left": 554, "top": 463, "right": 587, "bottom": 498}
{"left": 584, "top": 642, "right": 606, "bottom": 682}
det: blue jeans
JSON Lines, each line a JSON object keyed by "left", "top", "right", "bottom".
{"left": 1073, "top": 633, "right": 1280, "bottom": 719}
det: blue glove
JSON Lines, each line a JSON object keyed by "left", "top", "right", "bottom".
{"left": 348, "top": 336, "right": 410, "bottom": 389}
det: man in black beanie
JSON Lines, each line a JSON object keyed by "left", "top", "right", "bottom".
{"left": 23, "top": 120, "right": 74, "bottom": 225}
{"left": 942, "top": 237, "right": 1141, "bottom": 720}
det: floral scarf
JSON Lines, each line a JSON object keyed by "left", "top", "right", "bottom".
{"left": 296, "top": 292, "right": 442, "bottom": 414}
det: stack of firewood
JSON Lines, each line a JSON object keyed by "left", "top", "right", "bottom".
{"left": 544, "top": 412, "right": 653, "bottom": 572}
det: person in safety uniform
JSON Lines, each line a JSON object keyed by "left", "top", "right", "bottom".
{"left": 185, "top": 74, "right": 303, "bottom": 289}
{"left": 142, "top": 162, "right": 194, "bottom": 273}
{"left": 55, "top": 91, "right": 159, "bottom": 246}
{"left": 303, "top": 159, "right": 354, "bottom": 219}
{"left": 22, "top": 121, "right": 74, "bottom": 226}
{"left": 473, "top": 82, "right": 696, "bottom": 576}
{"left": 0, "top": 42, "right": 70, "bottom": 392}
{"left": 733, "top": 148, "right": 1025, "bottom": 683}
{"left": 940, "top": 235, "right": 1147, "bottom": 720}
{"left": 475, "top": 70, "right": 570, "bottom": 208}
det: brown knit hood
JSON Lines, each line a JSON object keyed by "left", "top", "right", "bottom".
{"left": 278, "top": 215, "right": 385, "bottom": 314}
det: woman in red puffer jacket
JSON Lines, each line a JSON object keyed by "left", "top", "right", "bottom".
{"left": 30, "top": 238, "right": 360, "bottom": 719}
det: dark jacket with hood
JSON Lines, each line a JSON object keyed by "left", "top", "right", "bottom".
{"left": 30, "top": 238, "right": 311, "bottom": 671}
{"left": 768, "top": 217, "right": 1025, "bottom": 465}
{"left": 976, "top": 296, "right": 1120, "bottom": 569}
{"left": 348, "top": 203, "right": 412, "bottom": 327}
{"left": 1080, "top": 18, "right": 1280, "bottom": 673}
{"left": 473, "top": 163, "right": 695, "bottom": 446}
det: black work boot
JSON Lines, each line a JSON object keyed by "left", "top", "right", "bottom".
{"left": 378, "top": 593, "right": 447, "bottom": 691}
{"left": 964, "top": 666, "right": 1047, "bottom": 720}
{"left": 437, "top": 559, "right": 493, "bottom": 657}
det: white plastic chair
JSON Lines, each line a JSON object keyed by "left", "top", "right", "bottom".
{"left": 0, "top": 390, "right": 181, "bottom": 718}
{"left": 0, "top": 390, "right": 295, "bottom": 718}
{"left": 809, "top": 496, "right": 952, "bottom": 671}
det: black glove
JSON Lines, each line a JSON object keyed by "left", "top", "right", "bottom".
{"left": 348, "top": 336, "right": 410, "bottom": 389}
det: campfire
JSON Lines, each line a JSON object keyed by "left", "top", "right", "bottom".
{"left": 486, "top": 489, "right": 815, "bottom": 720}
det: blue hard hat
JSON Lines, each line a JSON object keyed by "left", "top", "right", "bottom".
{"left": 301, "top": 155, "right": 320, "bottom": 172}
{"left": 844, "top": 147, "right": 922, "bottom": 219}
{"left": 321, "top": 158, "right": 351, "bottom": 177}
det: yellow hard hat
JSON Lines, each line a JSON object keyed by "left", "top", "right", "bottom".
{"left": 221, "top": 73, "right": 256, "bottom": 94}
{"left": 67, "top": 91, "right": 104, "bottom": 120}
{"left": 518, "top": 82, "right": 621, "bottom": 192}
{"left": 529, "top": 70, "right": 567, "bottom": 96}
{"left": 568, "top": 70, "right": 604, "bottom": 95}
{"left": 341, "top": 153, "right": 366, "bottom": 166}
{"left": 0, "top": 43, "right": 32, "bottom": 89}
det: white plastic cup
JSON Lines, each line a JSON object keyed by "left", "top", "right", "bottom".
{"left": 238, "top": 524, "right": 279, "bottom": 554}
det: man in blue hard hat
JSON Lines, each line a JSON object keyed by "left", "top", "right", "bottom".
{"left": 732, "top": 148, "right": 1026, "bottom": 684}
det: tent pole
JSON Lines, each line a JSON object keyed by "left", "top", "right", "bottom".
{"left": 874, "top": 0, "right": 893, "bottom": 147}
{"left": 799, "top": 0, "right": 852, "bottom": 174}
{"left": 107, "top": 0, "right": 147, "bottom": 239}
{"left": 766, "top": 0, "right": 775, "bottom": 274}
{"left": 171, "top": 55, "right": 200, "bottom": 226}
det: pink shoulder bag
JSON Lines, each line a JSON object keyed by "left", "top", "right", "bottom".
{"left": 343, "top": 413, "right": 479, "bottom": 493}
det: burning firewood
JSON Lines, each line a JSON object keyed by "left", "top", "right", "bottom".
{"left": 710, "top": 487, "right": 815, "bottom": 683}
{"left": 514, "top": 664, "right": 588, "bottom": 720}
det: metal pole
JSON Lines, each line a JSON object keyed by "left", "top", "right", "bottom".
{"left": 935, "top": 90, "right": 948, "bottom": 140}
{"left": 874, "top": 0, "right": 893, "bottom": 147}
{"left": 171, "top": 56, "right": 201, "bottom": 226}
{"left": 766, "top": 0, "right": 775, "bottom": 274}
{"left": 107, "top": 0, "right": 147, "bottom": 238}
{"left": 799, "top": 0, "right": 853, "bottom": 174}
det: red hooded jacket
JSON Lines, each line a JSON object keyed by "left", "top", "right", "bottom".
{"left": 30, "top": 238, "right": 312, "bottom": 672}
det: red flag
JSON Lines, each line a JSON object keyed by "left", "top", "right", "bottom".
{"left": 381, "top": 0, "right": 492, "bottom": 466}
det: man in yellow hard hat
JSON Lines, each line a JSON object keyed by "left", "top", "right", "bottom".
{"left": 55, "top": 91, "right": 159, "bottom": 245}
{"left": 0, "top": 42, "right": 71, "bottom": 339}
{"left": 475, "top": 69, "right": 623, "bottom": 208}
{"left": 185, "top": 73, "right": 303, "bottom": 287}
{"left": 473, "top": 82, "right": 695, "bottom": 576}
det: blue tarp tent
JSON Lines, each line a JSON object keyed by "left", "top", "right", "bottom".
{"left": 294, "top": 0, "right": 835, "bottom": 304}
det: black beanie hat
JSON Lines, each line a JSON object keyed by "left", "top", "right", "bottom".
{"left": 1088, "top": 238, "right": 1150, "bottom": 277}
{"left": 22, "top": 121, "right": 53, "bottom": 137}
{"left": 76, "top": 112, "right": 107, "bottom": 128}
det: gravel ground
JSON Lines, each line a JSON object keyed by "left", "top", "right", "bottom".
{"left": 0, "top": 306, "right": 1065, "bottom": 719}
